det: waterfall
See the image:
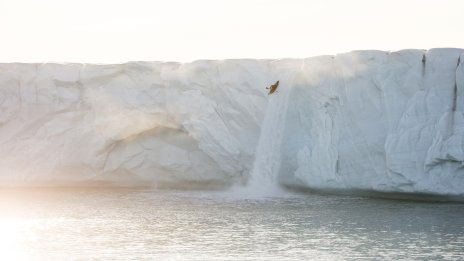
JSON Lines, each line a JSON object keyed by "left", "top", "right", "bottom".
{"left": 247, "top": 75, "right": 295, "bottom": 194}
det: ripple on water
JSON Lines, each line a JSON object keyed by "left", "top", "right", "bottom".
{"left": 0, "top": 188, "right": 463, "bottom": 260}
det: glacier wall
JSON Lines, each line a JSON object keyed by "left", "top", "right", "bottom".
{"left": 1, "top": 48, "right": 463, "bottom": 197}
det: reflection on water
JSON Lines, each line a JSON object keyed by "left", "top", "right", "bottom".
{"left": 0, "top": 188, "right": 463, "bottom": 260}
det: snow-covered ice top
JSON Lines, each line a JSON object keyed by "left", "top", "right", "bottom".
{"left": 0, "top": 48, "right": 463, "bottom": 198}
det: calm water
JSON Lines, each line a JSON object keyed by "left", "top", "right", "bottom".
{"left": 0, "top": 188, "right": 463, "bottom": 260}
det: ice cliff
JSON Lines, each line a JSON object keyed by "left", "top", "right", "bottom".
{"left": 1, "top": 48, "right": 463, "bottom": 197}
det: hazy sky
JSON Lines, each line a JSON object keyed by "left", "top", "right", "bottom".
{"left": 0, "top": 0, "right": 463, "bottom": 63}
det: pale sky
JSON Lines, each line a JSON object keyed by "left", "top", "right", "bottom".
{"left": 0, "top": 0, "right": 462, "bottom": 63}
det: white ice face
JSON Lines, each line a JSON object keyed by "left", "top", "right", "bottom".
{"left": 0, "top": 48, "right": 463, "bottom": 197}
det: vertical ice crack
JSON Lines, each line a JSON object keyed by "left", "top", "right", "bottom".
{"left": 452, "top": 57, "right": 460, "bottom": 112}
{"left": 447, "top": 56, "right": 461, "bottom": 138}
{"left": 421, "top": 52, "right": 426, "bottom": 78}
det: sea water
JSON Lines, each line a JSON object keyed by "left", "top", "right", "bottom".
{"left": 1, "top": 188, "right": 463, "bottom": 260}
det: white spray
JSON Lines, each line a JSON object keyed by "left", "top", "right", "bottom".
{"left": 246, "top": 73, "right": 296, "bottom": 195}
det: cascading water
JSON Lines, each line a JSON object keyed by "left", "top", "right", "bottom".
{"left": 246, "top": 74, "right": 296, "bottom": 195}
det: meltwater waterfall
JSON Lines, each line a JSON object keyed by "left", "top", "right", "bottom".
{"left": 247, "top": 75, "right": 295, "bottom": 193}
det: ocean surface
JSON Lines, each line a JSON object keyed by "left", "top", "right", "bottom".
{"left": 1, "top": 188, "right": 463, "bottom": 260}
